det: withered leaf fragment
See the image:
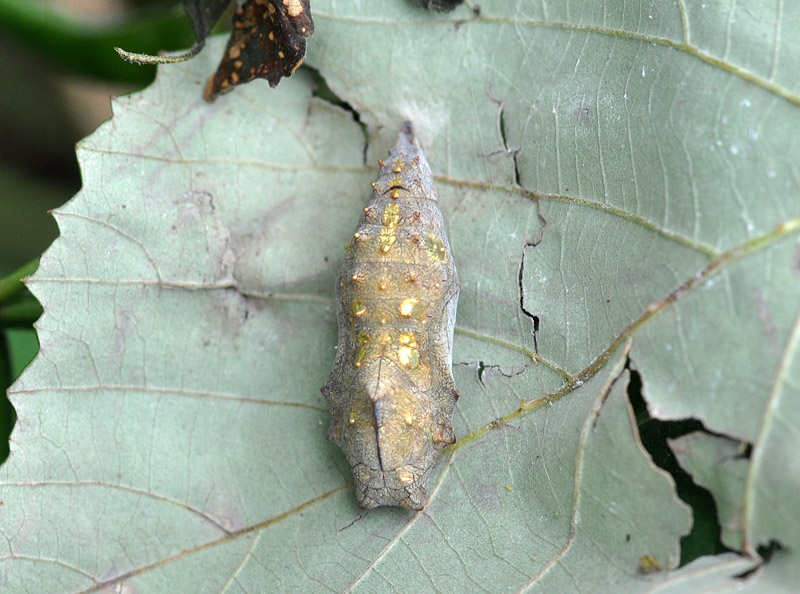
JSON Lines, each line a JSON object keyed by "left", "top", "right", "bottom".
{"left": 204, "top": 0, "right": 314, "bottom": 101}
{"left": 409, "top": 0, "right": 465, "bottom": 11}
{"left": 322, "top": 123, "right": 460, "bottom": 510}
{"left": 182, "top": 0, "right": 231, "bottom": 54}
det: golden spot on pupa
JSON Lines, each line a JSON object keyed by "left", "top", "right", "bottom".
{"left": 278, "top": 51, "right": 285, "bottom": 59}
{"left": 378, "top": 159, "right": 385, "bottom": 168}
{"left": 390, "top": 176, "right": 402, "bottom": 187}
{"left": 268, "top": 31, "right": 275, "bottom": 41}
{"left": 390, "top": 188, "right": 400, "bottom": 199}
{"left": 351, "top": 298, "right": 366, "bottom": 317}
{"left": 404, "top": 413, "right": 414, "bottom": 426}
{"left": 398, "top": 333, "right": 417, "bottom": 347}
{"left": 392, "top": 162, "right": 403, "bottom": 174}
{"left": 378, "top": 279, "right": 389, "bottom": 291}
{"left": 406, "top": 270, "right": 417, "bottom": 283}
{"left": 399, "top": 298, "right": 420, "bottom": 318}
{"left": 425, "top": 234, "right": 447, "bottom": 262}
{"left": 398, "top": 346, "right": 419, "bottom": 368}
{"left": 397, "top": 470, "right": 414, "bottom": 484}
{"left": 379, "top": 228, "right": 396, "bottom": 253}
{"left": 348, "top": 412, "right": 357, "bottom": 425}
{"left": 383, "top": 204, "right": 401, "bottom": 228}
{"left": 353, "top": 346, "right": 367, "bottom": 368}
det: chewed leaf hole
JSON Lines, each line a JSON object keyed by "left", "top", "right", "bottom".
{"left": 626, "top": 363, "right": 729, "bottom": 566}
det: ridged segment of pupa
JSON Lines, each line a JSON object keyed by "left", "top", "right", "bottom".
{"left": 321, "top": 122, "right": 460, "bottom": 510}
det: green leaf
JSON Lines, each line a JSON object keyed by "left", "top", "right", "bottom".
{"left": 3, "top": 0, "right": 799, "bottom": 591}
{"left": 671, "top": 432, "right": 748, "bottom": 551}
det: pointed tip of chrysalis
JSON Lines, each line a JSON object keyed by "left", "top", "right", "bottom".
{"left": 395, "top": 121, "right": 420, "bottom": 151}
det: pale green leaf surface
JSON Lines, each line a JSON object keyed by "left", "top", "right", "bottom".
{"left": 3, "top": 0, "right": 800, "bottom": 591}
{"left": 643, "top": 554, "right": 758, "bottom": 593}
{"left": 523, "top": 356, "right": 690, "bottom": 592}
{"left": 670, "top": 433, "right": 748, "bottom": 551}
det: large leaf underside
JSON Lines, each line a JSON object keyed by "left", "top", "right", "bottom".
{"left": 3, "top": 0, "right": 799, "bottom": 591}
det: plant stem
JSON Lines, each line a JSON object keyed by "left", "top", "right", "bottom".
{"left": 0, "top": 258, "right": 38, "bottom": 304}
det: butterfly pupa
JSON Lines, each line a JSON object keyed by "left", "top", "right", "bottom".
{"left": 321, "top": 122, "right": 460, "bottom": 510}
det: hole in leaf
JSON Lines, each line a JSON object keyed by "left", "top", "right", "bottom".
{"left": 626, "top": 365, "right": 729, "bottom": 565}
{"left": 755, "top": 539, "right": 783, "bottom": 562}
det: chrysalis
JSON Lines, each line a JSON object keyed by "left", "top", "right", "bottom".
{"left": 321, "top": 123, "right": 460, "bottom": 510}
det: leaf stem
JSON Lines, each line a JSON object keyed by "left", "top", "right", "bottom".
{"left": 0, "top": 258, "right": 38, "bottom": 304}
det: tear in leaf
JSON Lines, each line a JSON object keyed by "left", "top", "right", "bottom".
{"left": 409, "top": 0, "right": 465, "bottom": 11}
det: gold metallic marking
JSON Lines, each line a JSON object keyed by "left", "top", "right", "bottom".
{"left": 398, "top": 333, "right": 417, "bottom": 346}
{"left": 398, "top": 346, "right": 419, "bottom": 368}
{"left": 383, "top": 203, "right": 401, "bottom": 227}
{"left": 351, "top": 299, "right": 366, "bottom": 317}
{"left": 399, "top": 298, "right": 419, "bottom": 318}
{"left": 379, "top": 227, "right": 396, "bottom": 253}
{"left": 425, "top": 234, "right": 447, "bottom": 262}
{"left": 354, "top": 345, "right": 367, "bottom": 367}
{"left": 398, "top": 472, "right": 413, "bottom": 484}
